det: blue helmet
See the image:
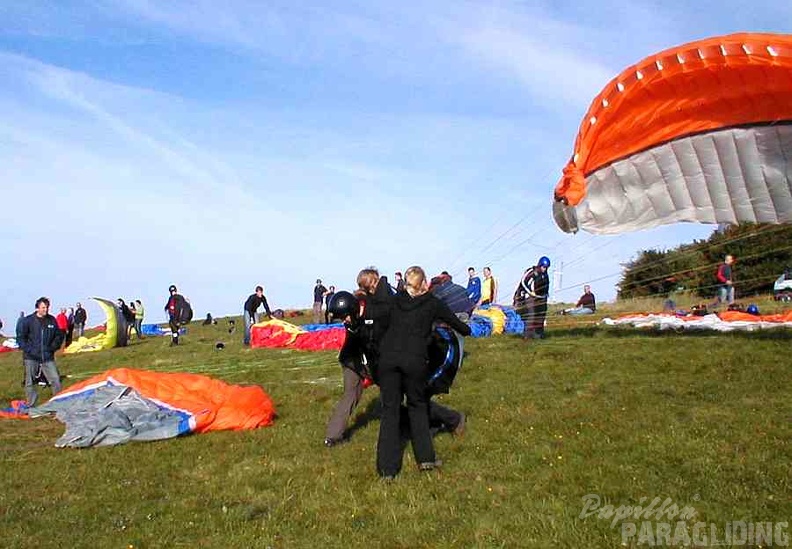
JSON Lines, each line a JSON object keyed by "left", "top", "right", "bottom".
{"left": 538, "top": 256, "right": 551, "bottom": 268}
{"left": 746, "top": 303, "right": 760, "bottom": 316}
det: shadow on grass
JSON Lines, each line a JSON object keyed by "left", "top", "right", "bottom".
{"left": 345, "top": 398, "right": 381, "bottom": 440}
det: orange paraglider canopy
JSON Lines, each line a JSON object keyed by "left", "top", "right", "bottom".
{"left": 49, "top": 368, "right": 275, "bottom": 434}
{"left": 555, "top": 33, "right": 792, "bottom": 208}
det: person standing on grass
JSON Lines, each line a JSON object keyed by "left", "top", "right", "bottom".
{"left": 55, "top": 308, "right": 68, "bottom": 349}
{"left": 376, "top": 266, "right": 471, "bottom": 479}
{"left": 480, "top": 266, "right": 498, "bottom": 306}
{"left": 324, "top": 285, "right": 336, "bottom": 324}
{"left": 243, "top": 285, "right": 272, "bottom": 346}
{"left": 134, "top": 300, "right": 145, "bottom": 339}
{"left": 514, "top": 256, "right": 551, "bottom": 340}
{"left": 313, "top": 279, "right": 328, "bottom": 324}
{"left": 466, "top": 267, "right": 482, "bottom": 307}
{"left": 16, "top": 297, "right": 64, "bottom": 407}
{"left": 15, "top": 311, "right": 25, "bottom": 336}
{"left": 164, "top": 285, "right": 187, "bottom": 346}
{"left": 65, "top": 307, "right": 75, "bottom": 347}
{"left": 73, "top": 302, "right": 87, "bottom": 339}
{"left": 118, "top": 299, "right": 136, "bottom": 340}
{"left": 711, "top": 254, "right": 735, "bottom": 309}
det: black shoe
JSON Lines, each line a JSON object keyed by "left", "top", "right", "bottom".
{"left": 324, "top": 437, "right": 346, "bottom": 448}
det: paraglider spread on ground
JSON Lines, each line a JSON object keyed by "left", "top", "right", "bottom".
{"left": 602, "top": 309, "right": 792, "bottom": 332}
{"left": 249, "top": 304, "right": 526, "bottom": 351}
{"left": 3, "top": 368, "right": 275, "bottom": 447}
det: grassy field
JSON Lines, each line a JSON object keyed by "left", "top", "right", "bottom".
{"left": 0, "top": 301, "right": 790, "bottom": 548}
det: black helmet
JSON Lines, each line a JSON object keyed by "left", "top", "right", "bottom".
{"left": 327, "top": 291, "right": 358, "bottom": 322}
{"left": 168, "top": 285, "right": 177, "bottom": 293}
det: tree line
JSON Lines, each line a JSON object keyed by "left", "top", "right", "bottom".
{"left": 617, "top": 224, "right": 792, "bottom": 300}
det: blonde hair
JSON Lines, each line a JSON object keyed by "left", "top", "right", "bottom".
{"left": 404, "top": 266, "right": 428, "bottom": 297}
{"left": 356, "top": 267, "right": 380, "bottom": 295}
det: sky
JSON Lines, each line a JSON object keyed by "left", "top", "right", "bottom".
{"left": 1, "top": 1, "right": 790, "bottom": 326}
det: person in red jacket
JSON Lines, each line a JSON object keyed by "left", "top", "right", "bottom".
{"left": 55, "top": 308, "right": 68, "bottom": 350}
{"left": 711, "top": 255, "right": 735, "bottom": 308}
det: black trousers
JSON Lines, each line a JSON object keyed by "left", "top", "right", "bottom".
{"left": 520, "top": 297, "right": 548, "bottom": 338}
{"left": 169, "top": 318, "right": 181, "bottom": 343}
{"left": 377, "top": 358, "right": 434, "bottom": 476}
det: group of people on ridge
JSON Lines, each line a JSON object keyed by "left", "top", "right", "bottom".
{"left": 117, "top": 299, "right": 145, "bottom": 340}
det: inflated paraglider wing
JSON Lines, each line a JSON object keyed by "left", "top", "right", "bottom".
{"left": 554, "top": 33, "right": 792, "bottom": 235}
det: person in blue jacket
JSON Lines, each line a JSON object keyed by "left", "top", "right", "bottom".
{"left": 466, "top": 267, "right": 482, "bottom": 306}
{"left": 16, "top": 297, "right": 64, "bottom": 406}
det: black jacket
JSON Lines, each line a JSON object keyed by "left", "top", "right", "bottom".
{"left": 380, "top": 291, "right": 471, "bottom": 364}
{"left": 17, "top": 313, "right": 64, "bottom": 362}
{"left": 120, "top": 303, "right": 135, "bottom": 323}
{"left": 244, "top": 293, "right": 272, "bottom": 319}
{"left": 339, "top": 276, "right": 393, "bottom": 379}
{"left": 514, "top": 267, "right": 550, "bottom": 306}
{"left": 74, "top": 307, "right": 87, "bottom": 324}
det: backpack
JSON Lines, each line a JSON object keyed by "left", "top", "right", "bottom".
{"left": 179, "top": 300, "right": 194, "bottom": 324}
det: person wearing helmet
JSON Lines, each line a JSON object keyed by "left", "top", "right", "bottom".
{"left": 164, "top": 284, "right": 186, "bottom": 346}
{"left": 514, "top": 256, "right": 551, "bottom": 340}
{"left": 323, "top": 268, "right": 390, "bottom": 447}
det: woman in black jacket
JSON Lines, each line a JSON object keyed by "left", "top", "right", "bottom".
{"left": 377, "top": 266, "right": 471, "bottom": 478}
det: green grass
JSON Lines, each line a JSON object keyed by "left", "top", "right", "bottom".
{"left": 0, "top": 304, "right": 790, "bottom": 548}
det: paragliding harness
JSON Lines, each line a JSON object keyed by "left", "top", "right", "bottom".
{"left": 337, "top": 297, "right": 376, "bottom": 387}
{"left": 179, "top": 300, "right": 193, "bottom": 324}
{"left": 338, "top": 324, "right": 375, "bottom": 388}
{"left": 167, "top": 294, "right": 192, "bottom": 325}
{"left": 426, "top": 326, "right": 463, "bottom": 396}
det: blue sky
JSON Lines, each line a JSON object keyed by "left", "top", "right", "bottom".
{"left": 1, "top": 1, "right": 790, "bottom": 326}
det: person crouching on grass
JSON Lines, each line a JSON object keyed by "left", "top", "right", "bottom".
{"left": 376, "top": 266, "right": 471, "bottom": 479}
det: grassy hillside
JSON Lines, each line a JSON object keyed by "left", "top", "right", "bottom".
{"left": 0, "top": 302, "right": 790, "bottom": 548}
